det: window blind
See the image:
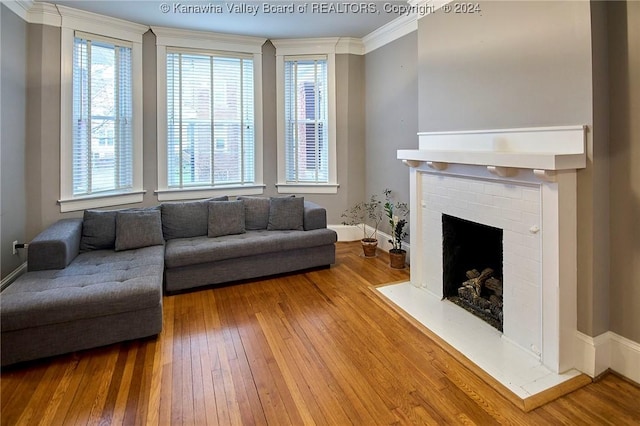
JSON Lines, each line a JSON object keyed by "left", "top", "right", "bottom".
{"left": 166, "top": 50, "right": 255, "bottom": 188}
{"left": 72, "top": 34, "right": 133, "bottom": 196}
{"left": 284, "top": 56, "right": 328, "bottom": 183}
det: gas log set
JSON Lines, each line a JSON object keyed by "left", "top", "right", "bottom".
{"left": 453, "top": 267, "right": 503, "bottom": 331}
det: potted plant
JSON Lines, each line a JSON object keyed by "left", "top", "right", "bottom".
{"left": 384, "top": 189, "right": 409, "bottom": 269}
{"left": 341, "top": 194, "right": 384, "bottom": 257}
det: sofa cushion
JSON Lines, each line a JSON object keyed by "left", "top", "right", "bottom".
{"left": 237, "top": 196, "right": 270, "bottom": 230}
{"left": 80, "top": 210, "right": 118, "bottom": 251}
{"left": 165, "top": 228, "right": 337, "bottom": 269}
{"left": 1, "top": 245, "right": 165, "bottom": 332}
{"left": 115, "top": 210, "right": 164, "bottom": 251}
{"left": 268, "top": 197, "right": 304, "bottom": 231}
{"left": 161, "top": 196, "right": 228, "bottom": 240}
{"left": 208, "top": 200, "right": 245, "bottom": 238}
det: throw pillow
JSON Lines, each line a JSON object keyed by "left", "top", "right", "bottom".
{"left": 237, "top": 196, "right": 270, "bottom": 230}
{"left": 267, "top": 196, "right": 304, "bottom": 231}
{"left": 115, "top": 209, "right": 164, "bottom": 251}
{"left": 161, "top": 196, "right": 228, "bottom": 240}
{"left": 80, "top": 209, "right": 118, "bottom": 251}
{"left": 208, "top": 200, "right": 246, "bottom": 238}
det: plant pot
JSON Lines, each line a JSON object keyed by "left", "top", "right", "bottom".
{"left": 389, "top": 249, "right": 407, "bottom": 269}
{"left": 361, "top": 238, "right": 378, "bottom": 257}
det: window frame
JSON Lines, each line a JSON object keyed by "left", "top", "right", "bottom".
{"left": 59, "top": 9, "right": 146, "bottom": 212}
{"left": 273, "top": 39, "right": 338, "bottom": 194}
{"left": 154, "top": 27, "right": 266, "bottom": 201}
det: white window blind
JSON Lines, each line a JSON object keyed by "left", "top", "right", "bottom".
{"left": 166, "top": 50, "right": 255, "bottom": 188}
{"left": 284, "top": 56, "right": 328, "bottom": 183}
{"left": 72, "top": 33, "right": 133, "bottom": 196}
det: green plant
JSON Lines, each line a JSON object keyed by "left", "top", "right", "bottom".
{"left": 341, "top": 194, "right": 384, "bottom": 241}
{"left": 383, "top": 188, "right": 409, "bottom": 252}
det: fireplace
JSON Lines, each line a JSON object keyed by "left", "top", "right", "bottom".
{"left": 397, "top": 126, "right": 586, "bottom": 374}
{"left": 442, "top": 214, "right": 504, "bottom": 331}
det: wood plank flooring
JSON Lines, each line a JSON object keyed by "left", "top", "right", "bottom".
{"left": 2, "top": 242, "right": 639, "bottom": 425}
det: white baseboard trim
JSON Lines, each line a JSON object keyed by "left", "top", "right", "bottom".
{"left": 575, "top": 330, "right": 640, "bottom": 384}
{"left": 329, "top": 224, "right": 411, "bottom": 264}
{"left": 575, "top": 331, "right": 611, "bottom": 377}
{"left": 1, "top": 262, "right": 27, "bottom": 292}
{"left": 328, "top": 224, "right": 364, "bottom": 242}
{"left": 609, "top": 333, "right": 640, "bottom": 384}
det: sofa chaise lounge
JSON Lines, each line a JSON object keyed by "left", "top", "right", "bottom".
{"left": 1, "top": 197, "right": 336, "bottom": 366}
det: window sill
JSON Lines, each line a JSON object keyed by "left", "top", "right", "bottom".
{"left": 276, "top": 183, "right": 340, "bottom": 194}
{"left": 155, "top": 184, "right": 266, "bottom": 201}
{"left": 58, "top": 191, "right": 146, "bottom": 212}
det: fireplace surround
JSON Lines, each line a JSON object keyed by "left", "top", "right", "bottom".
{"left": 397, "top": 126, "right": 586, "bottom": 375}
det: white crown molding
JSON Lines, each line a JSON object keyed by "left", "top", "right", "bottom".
{"left": 271, "top": 37, "right": 363, "bottom": 56}
{"left": 57, "top": 5, "right": 148, "bottom": 42}
{"left": 362, "top": 0, "right": 450, "bottom": 54}
{"left": 362, "top": 12, "right": 418, "bottom": 54}
{"left": 27, "top": 1, "right": 59, "bottom": 26}
{"left": 335, "top": 37, "right": 365, "bottom": 55}
{"left": 271, "top": 37, "right": 341, "bottom": 56}
{"left": 15, "top": 2, "right": 148, "bottom": 40}
{"left": 2, "top": 0, "right": 32, "bottom": 21}
{"left": 13, "top": 1, "right": 445, "bottom": 56}
{"left": 152, "top": 26, "right": 266, "bottom": 54}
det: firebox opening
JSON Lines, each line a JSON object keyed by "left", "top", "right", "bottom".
{"left": 442, "top": 214, "right": 504, "bottom": 331}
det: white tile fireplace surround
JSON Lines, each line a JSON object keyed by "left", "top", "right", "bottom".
{"left": 390, "top": 126, "right": 588, "bottom": 399}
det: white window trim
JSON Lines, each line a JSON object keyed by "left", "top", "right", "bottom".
{"left": 58, "top": 6, "right": 147, "bottom": 212}
{"left": 154, "top": 26, "right": 266, "bottom": 201}
{"left": 272, "top": 38, "right": 339, "bottom": 194}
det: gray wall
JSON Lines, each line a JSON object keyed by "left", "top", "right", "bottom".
{"left": 1, "top": 5, "right": 28, "bottom": 279}
{"left": 588, "top": 0, "right": 612, "bottom": 339}
{"left": 364, "top": 32, "right": 417, "bottom": 235}
{"left": 20, "top": 26, "right": 365, "bottom": 244}
{"left": 418, "top": 1, "right": 592, "bottom": 130}
{"left": 416, "top": 0, "right": 611, "bottom": 337}
{"left": 25, "top": 23, "right": 63, "bottom": 240}
{"left": 608, "top": 0, "right": 640, "bottom": 342}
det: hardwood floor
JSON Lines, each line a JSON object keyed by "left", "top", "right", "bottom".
{"left": 2, "top": 242, "right": 639, "bottom": 425}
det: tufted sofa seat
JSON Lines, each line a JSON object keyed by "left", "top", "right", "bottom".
{"left": 166, "top": 229, "right": 336, "bottom": 268}
{"left": 1, "top": 219, "right": 164, "bottom": 366}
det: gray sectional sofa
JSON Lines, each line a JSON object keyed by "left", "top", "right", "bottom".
{"left": 1, "top": 197, "right": 336, "bottom": 366}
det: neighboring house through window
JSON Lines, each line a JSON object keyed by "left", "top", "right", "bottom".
{"left": 165, "top": 51, "right": 254, "bottom": 188}
{"left": 59, "top": 8, "right": 146, "bottom": 212}
{"left": 284, "top": 57, "right": 328, "bottom": 183}
{"left": 155, "top": 28, "right": 266, "bottom": 200}
{"left": 72, "top": 34, "right": 132, "bottom": 195}
{"left": 273, "top": 39, "right": 338, "bottom": 194}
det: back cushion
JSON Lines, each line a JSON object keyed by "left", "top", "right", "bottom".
{"left": 115, "top": 209, "right": 164, "bottom": 251}
{"left": 208, "top": 200, "right": 246, "bottom": 237}
{"left": 237, "top": 196, "right": 270, "bottom": 230}
{"left": 80, "top": 210, "right": 118, "bottom": 251}
{"left": 267, "top": 196, "right": 305, "bottom": 231}
{"left": 80, "top": 206, "right": 161, "bottom": 251}
{"left": 161, "top": 196, "right": 228, "bottom": 240}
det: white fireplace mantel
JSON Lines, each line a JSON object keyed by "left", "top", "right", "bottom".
{"left": 397, "top": 125, "right": 587, "bottom": 378}
{"left": 398, "top": 125, "right": 586, "bottom": 178}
